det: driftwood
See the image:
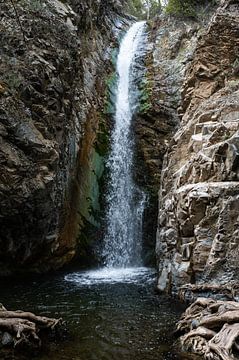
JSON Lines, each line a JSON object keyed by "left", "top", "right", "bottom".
{"left": 176, "top": 298, "right": 239, "bottom": 360}
{"left": 0, "top": 303, "right": 62, "bottom": 352}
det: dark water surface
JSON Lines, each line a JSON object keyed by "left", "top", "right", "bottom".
{"left": 1, "top": 267, "right": 186, "bottom": 360}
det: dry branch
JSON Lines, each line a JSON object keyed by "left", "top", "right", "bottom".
{"left": 177, "top": 298, "right": 239, "bottom": 360}
{"left": 0, "top": 305, "right": 62, "bottom": 354}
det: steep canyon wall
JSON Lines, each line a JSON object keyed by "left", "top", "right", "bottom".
{"left": 135, "top": 10, "right": 203, "bottom": 265}
{"left": 0, "top": 0, "right": 128, "bottom": 275}
{"left": 154, "top": 0, "right": 239, "bottom": 300}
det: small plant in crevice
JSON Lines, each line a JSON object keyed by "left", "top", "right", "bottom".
{"left": 139, "top": 76, "right": 153, "bottom": 114}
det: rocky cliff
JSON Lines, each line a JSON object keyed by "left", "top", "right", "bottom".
{"left": 135, "top": 8, "right": 205, "bottom": 265}
{"left": 0, "top": 0, "right": 128, "bottom": 275}
{"left": 155, "top": 0, "right": 239, "bottom": 300}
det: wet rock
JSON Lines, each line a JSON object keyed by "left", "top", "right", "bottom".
{"left": 0, "top": 0, "right": 128, "bottom": 275}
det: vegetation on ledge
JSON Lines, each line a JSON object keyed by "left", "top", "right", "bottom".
{"left": 165, "top": 0, "right": 218, "bottom": 18}
{"left": 126, "top": 0, "right": 161, "bottom": 19}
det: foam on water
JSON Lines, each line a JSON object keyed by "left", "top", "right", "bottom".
{"left": 64, "top": 267, "right": 155, "bottom": 286}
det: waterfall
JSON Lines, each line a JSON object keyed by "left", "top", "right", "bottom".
{"left": 103, "top": 21, "right": 146, "bottom": 268}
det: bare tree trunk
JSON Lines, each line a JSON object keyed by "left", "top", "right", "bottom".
{"left": 145, "top": 0, "right": 150, "bottom": 19}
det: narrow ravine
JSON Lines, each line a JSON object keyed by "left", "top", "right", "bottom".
{"left": 0, "top": 22, "right": 186, "bottom": 360}
{"left": 1, "top": 1, "right": 238, "bottom": 359}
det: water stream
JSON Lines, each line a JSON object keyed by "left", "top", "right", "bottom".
{"left": 103, "top": 21, "right": 146, "bottom": 268}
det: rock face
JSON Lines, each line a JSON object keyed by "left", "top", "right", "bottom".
{"left": 0, "top": 0, "right": 127, "bottom": 275}
{"left": 156, "top": 0, "right": 239, "bottom": 299}
{"left": 135, "top": 13, "right": 204, "bottom": 264}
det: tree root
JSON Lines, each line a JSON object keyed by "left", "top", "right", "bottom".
{"left": 179, "top": 283, "right": 239, "bottom": 302}
{"left": 0, "top": 304, "right": 62, "bottom": 352}
{"left": 176, "top": 298, "right": 239, "bottom": 360}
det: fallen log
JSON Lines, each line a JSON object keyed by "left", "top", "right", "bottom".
{"left": 0, "top": 304, "right": 63, "bottom": 355}
{"left": 176, "top": 298, "right": 239, "bottom": 360}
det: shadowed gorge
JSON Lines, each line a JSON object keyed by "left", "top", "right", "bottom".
{"left": 1, "top": 0, "right": 239, "bottom": 359}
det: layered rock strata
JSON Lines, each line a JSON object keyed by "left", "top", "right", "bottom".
{"left": 134, "top": 13, "right": 205, "bottom": 264}
{"left": 0, "top": 0, "right": 127, "bottom": 275}
{"left": 156, "top": 0, "right": 239, "bottom": 299}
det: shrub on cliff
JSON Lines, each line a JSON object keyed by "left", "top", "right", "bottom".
{"left": 165, "top": 0, "right": 217, "bottom": 18}
{"left": 126, "top": 0, "right": 161, "bottom": 19}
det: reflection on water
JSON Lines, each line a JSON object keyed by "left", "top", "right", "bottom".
{"left": 0, "top": 267, "right": 186, "bottom": 360}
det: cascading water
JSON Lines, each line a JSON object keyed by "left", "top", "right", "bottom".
{"left": 103, "top": 21, "right": 147, "bottom": 268}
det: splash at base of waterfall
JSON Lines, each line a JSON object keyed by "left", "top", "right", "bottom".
{"left": 1, "top": 268, "right": 185, "bottom": 360}
{"left": 65, "top": 267, "right": 155, "bottom": 286}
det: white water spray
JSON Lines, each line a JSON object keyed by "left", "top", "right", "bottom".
{"left": 103, "top": 22, "right": 146, "bottom": 268}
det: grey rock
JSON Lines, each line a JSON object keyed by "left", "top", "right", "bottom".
{"left": 0, "top": 0, "right": 127, "bottom": 275}
{"left": 2, "top": 332, "right": 13, "bottom": 347}
{"left": 155, "top": 1, "right": 239, "bottom": 297}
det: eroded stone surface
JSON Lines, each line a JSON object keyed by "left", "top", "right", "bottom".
{"left": 0, "top": 0, "right": 127, "bottom": 275}
{"left": 134, "top": 13, "right": 206, "bottom": 264}
{"left": 156, "top": 0, "right": 239, "bottom": 298}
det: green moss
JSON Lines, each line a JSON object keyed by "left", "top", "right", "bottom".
{"left": 95, "top": 120, "right": 110, "bottom": 157}
{"left": 104, "top": 71, "right": 117, "bottom": 115}
{"left": 139, "top": 77, "right": 153, "bottom": 114}
{"left": 111, "top": 48, "right": 118, "bottom": 67}
{"left": 76, "top": 216, "right": 99, "bottom": 265}
{"left": 78, "top": 148, "right": 104, "bottom": 228}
